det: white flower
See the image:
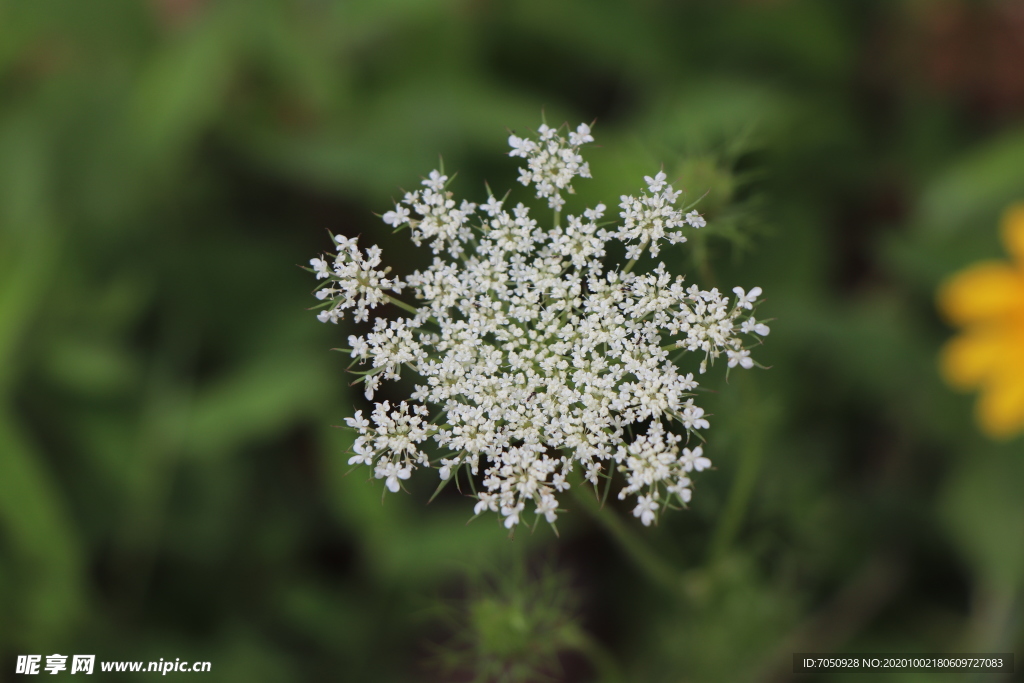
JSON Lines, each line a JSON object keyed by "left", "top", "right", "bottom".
{"left": 364, "top": 373, "right": 381, "bottom": 399}
{"left": 684, "top": 210, "right": 708, "bottom": 229}
{"left": 732, "top": 286, "right": 762, "bottom": 310}
{"left": 680, "top": 446, "right": 711, "bottom": 472}
{"left": 382, "top": 205, "right": 410, "bottom": 227}
{"left": 644, "top": 171, "right": 667, "bottom": 193}
{"left": 681, "top": 401, "right": 710, "bottom": 431}
{"left": 438, "top": 457, "right": 460, "bottom": 481}
{"left": 685, "top": 211, "right": 706, "bottom": 228}
{"left": 583, "top": 203, "right": 606, "bottom": 221}
{"left": 536, "top": 493, "right": 559, "bottom": 523}
{"left": 727, "top": 348, "right": 754, "bottom": 369}
{"left": 345, "top": 410, "right": 370, "bottom": 431}
{"left": 475, "top": 492, "right": 497, "bottom": 515}
{"left": 349, "top": 334, "right": 370, "bottom": 358}
{"left": 633, "top": 495, "right": 659, "bottom": 526}
{"left": 313, "top": 119, "right": 770, "bottom": 528}
{"left": 669, "top": 482, "right": 693, "bottom": 504}
{"left": 569, "top": 122, "right": 594, "bottom": 146}
{"left": 501, "top": 502, "right": 525, "bottom": 529}
{"left": 376, "top": 460, "right": 412, "bottom": 493}
{"left": 741, "top": 318, "right": 770, "bottom": 336}
{"left": 423, "top": 170, "right": 447, "bottom": 191}
{"left": 508, "top": 134, "right": 538, "bottom": 158}
{"left": 310, "top": 258, "right": 331, "bottom": 279}
{"left": 348, "top": 436, "right": 374, "bottom": 465}
{"left": 317, "top": 309, "right": 339, "bottom": 324}
{"left": 481, "top": 194, "right": 504, "bottom": 217}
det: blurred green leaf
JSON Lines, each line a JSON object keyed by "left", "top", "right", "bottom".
{"left": 43, "top": 337, "right": 140, "bottom": 396}
{"left": 941, "top": 450, "right": 1024, "bottom": 589}
{"left": 185, "top": 355, "right": 330, "bottom": 458}
{"left": 919, "top": 126, "right": 1024, "bottom": 241}
{"left": 131, "top": 11, "right": 235, "bottom": 163}
{"left": 0, "top": 414, "right": 85, "bottom": 647}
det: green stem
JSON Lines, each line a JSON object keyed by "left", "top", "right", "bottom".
{"left": 692, "top": 235, "right": 716, "bottom": 286}
{"left": 570, "top": 484, "right": 685, "bottom": 599}
{"left": 708, "top": 377, "right": 766, "bottom": 565}
{"left": 386, "top": 294, "right": 419, "bottom": 315}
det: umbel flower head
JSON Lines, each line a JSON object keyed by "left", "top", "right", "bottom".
{"left": 938, "top": 202, "right": 1024, "bottom": 439}
{"left": 310, "top": 120, "right": 769, "bottom": 529}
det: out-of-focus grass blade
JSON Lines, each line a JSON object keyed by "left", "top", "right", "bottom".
{"left": 919, "top": 126, "right": 1024, "bottom": 241}
{"left": 185, "top": 355, "right": 332, "bottom": 459}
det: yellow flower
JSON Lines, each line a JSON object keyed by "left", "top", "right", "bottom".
{"left": 937, "top": 203, "right": 1024, "bottom": 439}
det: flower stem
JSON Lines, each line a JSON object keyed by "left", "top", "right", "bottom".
{"left": 385, "top": 295, "right": 419, "bottom": 315}
{"left": 708, "top": 376, "right": 768, "bottom": 565}
{"left": 570, "top": 484, "right": 685, "bottom": 599}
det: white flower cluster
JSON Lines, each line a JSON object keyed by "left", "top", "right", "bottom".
{"left": 310, "top": 121, "right": 769, "bottom": 530}
{"left": 382, "top": 170, "right": 478, "bottom": 257}
{"left": 509, "top": 122, "right": 593, "bottom": 210}
{"left": 618, "top": 171, "right": 708, "bottom": 258}
{"left": 312, "top": 236, "right": 405, "bottom": 324}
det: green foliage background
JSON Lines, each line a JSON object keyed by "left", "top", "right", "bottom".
{"left": 1, "top": 0, "right": 1022, "bottom": 681}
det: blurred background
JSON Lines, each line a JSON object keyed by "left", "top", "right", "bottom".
{"left": 2, "top": 0, "right": 1023, "bottom": 681}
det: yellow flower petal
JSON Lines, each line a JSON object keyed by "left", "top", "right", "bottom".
{"left": 1001, "top": 202, "right": 1024, "bottom": 264}
{"left": 937, "top": 203, "right": 1024, "bottom": 440}
{"left": 937, "top": 262, "right": 1024, "bottom": 325}
{"left": 977, "top": 372, "right": 1024, "bottom": 439}
{"left": 940, "top": 330, "right": 1007, "bottom": 390}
